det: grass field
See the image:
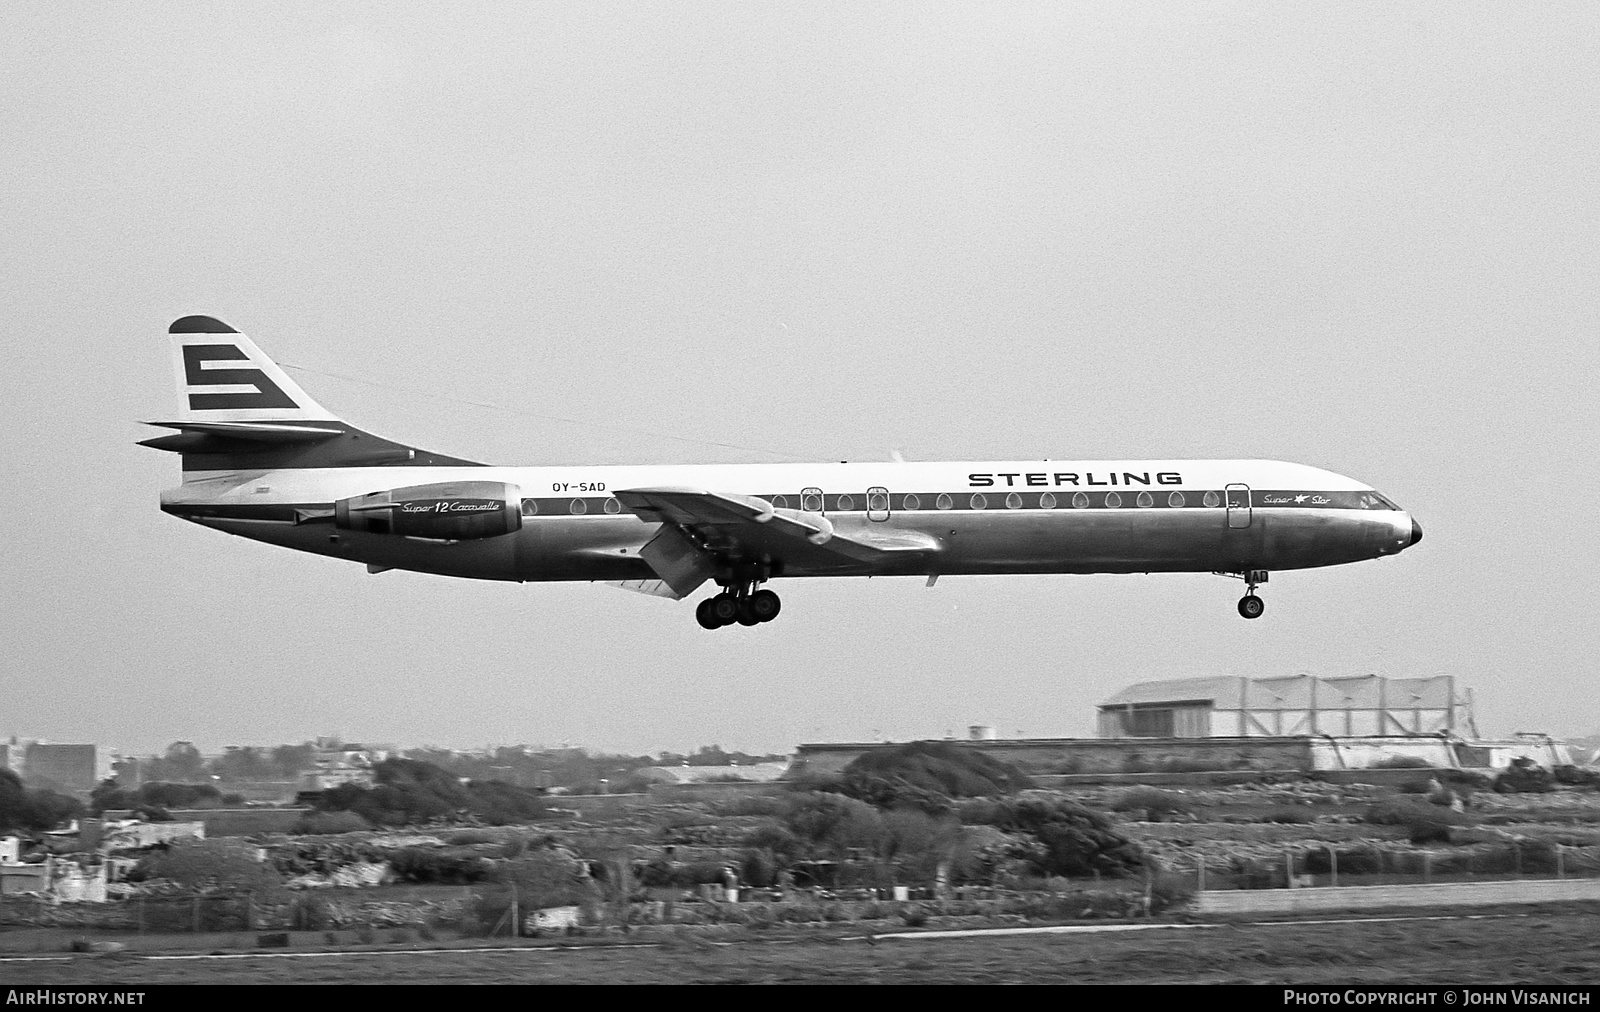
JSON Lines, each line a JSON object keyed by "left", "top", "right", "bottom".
{"left": 3, "top": 907, "right": 1600, "bottom": 984}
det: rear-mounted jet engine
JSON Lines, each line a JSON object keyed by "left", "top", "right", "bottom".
{"left": 334, "top": 481, "right": 522, "bottom": 541}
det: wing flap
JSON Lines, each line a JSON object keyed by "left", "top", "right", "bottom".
{"left": 614, "top": 487, "right": 941, "bottom": 577}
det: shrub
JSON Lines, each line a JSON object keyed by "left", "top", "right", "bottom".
{"left": 136, "top": 782, "right": 224, "bottom": 810}
{"left": 713, "top": 794, "right": 788, "bottom": 818}
{"left": 1439, "top": 768, "right": 1494, "bottom": 790}
{"left": 316, "top": 759, "right": 547, "bottom": 825}
{"left": 1372, "top": 755, "right": 1434, "bottom": 770}
{"left": 739, "top": 848, "right": 780, "bottom": 888}
{"left": 388, "top": 847, "right": 496, "bottom": 884}
{"left": 741, "top": 823, "right": 804, "bottom": 862}
{"left": 1362, "top": 799, "right": 1474, "bottom": 844}
{"left": 0, "top": 770, "right": 84, "bottom": 832}
{"left": 781, "top": 793, "right": 887, "bottom": 859}
{"left": 983, "top": 792, "right": 1145, "bottom": 878}
{"left": 834, "top": 740, "right": 1033, "bottom": 811}
{"left": 1495, "top": 759, "right": 1555, "bottom": 794}
{"left": 135, "top": 839, "right": 286, "bottom": 894}
{"left": 1108, "top": 788, "right": 1194, "bottom": 822}
{"left": 447, "top": 830, "right": 495, "bottom": 846}
{"left": 291, "top": 810, "right": 371, "bottom": 835}
{"left": 1554, "top": 765, "right": 1600, "bottom": 788}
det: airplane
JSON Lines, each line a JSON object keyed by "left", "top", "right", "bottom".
{"left": 144, "top": 316, "right": 1423, "bottom": 629}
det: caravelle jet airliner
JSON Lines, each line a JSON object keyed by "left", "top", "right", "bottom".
{"left": 145, "top": 316, "right": 1422, "bottom": 628}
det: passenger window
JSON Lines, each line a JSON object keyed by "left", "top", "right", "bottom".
{"left": 936, "top": 493, "right": 953, "bottom": 510}
{"left": 520, "top": 499, "right": 539, "bottom": 516}
{"left": 1005, "top": 492, "right": 1022, "bottom": 509}
{"left": 802, "top": 492, "right": 823, "bottom": 512}
{"left": 1203, "top": 491, "right": 1221, "bottom": 508}
{"left": 1040, "top": 492, "right": 1057, "bottom": 509}
{"left": 868, "top": 492, "right": 888, "bottom": 512}
{"left": 1105, "top": 492, "right": 1122, "bottom": 508}
{"left": 837, "top": 494, "right": 855, "bottom": 511}
{"left": 1072, "top": 492, "right": 1090, "bottom": 509}
{"left": 570, "top": 499, "right": 588, "bottom": 515}
{"left": 771, "top": 495, "right": 788, "bottom": 510}
{"left": 903, "top": 493, "right": 921, "bottom": 511}
{"left": 969, "top": 493, "right": 987, "bottom": 509}
{"left": 604, "top": 497, "right": 621, "bottom": 514}
{"left": 1169, "top": 491, "right": 1185, "bottom": 508}
{"left": 1136, "top": 491, "right": 1154, "bottom": 508}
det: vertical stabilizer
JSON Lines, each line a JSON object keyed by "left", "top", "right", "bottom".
{"left": 168, "top": 315, "right": 337, "bottom": 423}
{"left": 142, "top": 316, "right": 482, "bottom": 471}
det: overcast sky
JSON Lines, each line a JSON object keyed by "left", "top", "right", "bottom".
{"left": 3, "top": 2, "right": 1597, "bottom": 758}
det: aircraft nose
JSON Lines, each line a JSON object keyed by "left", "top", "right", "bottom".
{"left": 1409, "top": 518, "right": 1423, "bottom": 547}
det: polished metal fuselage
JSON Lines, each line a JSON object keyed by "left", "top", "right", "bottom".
{"left": 165, "top": 458, "right": 1418, "bottom": 585}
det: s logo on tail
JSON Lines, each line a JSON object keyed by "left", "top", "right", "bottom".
{"left": 182, "top": 344, "right": 297, "bottom": 411}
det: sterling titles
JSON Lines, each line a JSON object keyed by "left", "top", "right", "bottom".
{"left": 967, "top": 471, "right": 1183, "bottom": 488}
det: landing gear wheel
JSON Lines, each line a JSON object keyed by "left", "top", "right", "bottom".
{"left": 736, "top": 598, "right": 762, "bottom": 626}
{"left": 748, "top": 589, "right": 781, "bottom": 623}
{"left": 708, "top": 594, "right": 740, "bottom": 626}
{"left": 1238, "top": 594, "right": 1265, "bottom": 620}
{"left": 695, "top": 599, "right": 720, "bottom": 630}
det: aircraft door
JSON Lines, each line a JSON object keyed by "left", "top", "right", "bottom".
{"left": 801, "top": 487, "right": 824, "bottom": 513}
{"left": 1226, "top": 483, "right": 1252, "bottom": 529}
{"left": 867, "top": 486, "right": 890, "bottom": 522}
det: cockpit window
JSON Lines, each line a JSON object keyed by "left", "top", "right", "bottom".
{"left": 1360, "top": 492, "right": 1401, "bottom": 510}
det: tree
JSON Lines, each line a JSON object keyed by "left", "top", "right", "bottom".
{"left": 269, "top": 743, "right": 315, "bottom": 779}
{"left": 209, "top": 746, "right": 270, "bottom": 782}
{"left": 0, "top": 769, "right": 84, "bottom": 832}
{"left": 154, "top": 741, "right": 204, "bottom": 781}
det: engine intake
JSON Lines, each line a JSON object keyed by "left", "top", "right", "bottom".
{"left": 335, "top": 481, "right": 521, "bottom": 541}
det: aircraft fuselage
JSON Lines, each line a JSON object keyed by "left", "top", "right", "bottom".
{"left": 163, "top": 458, "right": 1418, "bottom": 584}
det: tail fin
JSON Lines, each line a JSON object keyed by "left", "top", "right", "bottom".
{"left": 168, "top": 315, "right": 337, "bottom": 423}
{"left": 142, "top": 316, "right": 481, "bottom": 472}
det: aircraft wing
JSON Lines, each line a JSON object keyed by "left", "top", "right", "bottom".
{"left": 613, "top": 487, "right": 940, "bottom": 597}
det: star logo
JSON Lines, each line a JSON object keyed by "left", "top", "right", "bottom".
{"left": 1294, "top": 495, "right": 1310, "bottom": 503}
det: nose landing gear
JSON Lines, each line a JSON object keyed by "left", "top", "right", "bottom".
{"left": 1218, "top": 569, "right": 1269, "bottom": 619}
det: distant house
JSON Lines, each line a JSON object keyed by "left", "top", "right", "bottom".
{"left": 300, "top": 744, "right": 387, "bottom": 793}
{"left": 1, "top": 739, "right": 97, "bottom": 792}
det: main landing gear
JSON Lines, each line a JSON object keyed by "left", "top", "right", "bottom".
{"left": 1219, "top": 569, "right": 1269, "bottom": 619}
{"left": 696, "top": 588, "right": 781, "bottom": 630}
{"left": 695, "top": 562, "right": 782, "bottom": 630}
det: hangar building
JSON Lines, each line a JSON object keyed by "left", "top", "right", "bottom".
{"left": 1095, "top": 675, "right": 1478, "bottom": 740}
